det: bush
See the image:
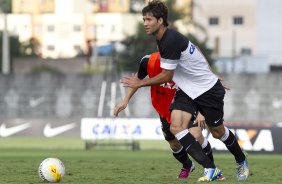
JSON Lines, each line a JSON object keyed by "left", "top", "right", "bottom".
{"left": 31, "top": 64, "right": 62, "bottom": 74}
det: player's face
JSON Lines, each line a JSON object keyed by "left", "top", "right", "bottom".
{"left": 143, "top": 13, "right": 161, "bottom": 35}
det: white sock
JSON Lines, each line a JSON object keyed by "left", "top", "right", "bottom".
{"left": 175, "top": 129, "right": 189, "bottom": 140}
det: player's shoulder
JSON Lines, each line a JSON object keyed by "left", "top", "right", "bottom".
{"left": 165, "top": 29, "right": 186, "bottom": 40}
{"left": 162, "top": 28, "right": 188, "bottom": 46}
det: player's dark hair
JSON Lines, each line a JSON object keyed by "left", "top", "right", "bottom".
{"left": 142, "top": 0, "right": 169, "bottom": 27}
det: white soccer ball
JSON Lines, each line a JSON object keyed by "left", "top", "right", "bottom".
{"left": 38, "top": 158, "right": 65, "bottom": 183}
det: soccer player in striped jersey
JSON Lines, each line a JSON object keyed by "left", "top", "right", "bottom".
{"left": 120, "top": 0, "right": 248, "bottom": 182}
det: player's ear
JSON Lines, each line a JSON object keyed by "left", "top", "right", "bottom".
{"left": 158, "top": 18, "right": 163, "bottom": 25}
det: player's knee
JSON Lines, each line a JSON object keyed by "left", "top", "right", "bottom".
{"left": 169, "top": 124, "right": 182, "bottom": 135}
{"left": 210, "top": 128, "right": 225, "bottom": 139}
{"left": 196, "top": 134, "right": 205, "bottom": 145}
{"left": 192, "top": 131, "right": 203, "bottom": 141}
{"left": 209, "top": 124, "right": 225, "bottom": 139}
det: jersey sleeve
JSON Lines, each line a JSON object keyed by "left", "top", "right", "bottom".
{"left": 158, "top": 29, "right": 188, "bottom": 70}
{"left": 137, "top": 55, "right": 150, "bottom": 79}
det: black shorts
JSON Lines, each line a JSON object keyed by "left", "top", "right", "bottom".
{"left": 170, "top": 80, "right": 225, "bottom": 127}
{"left": 160, "top": 117, "right": 198, "bottom": 141}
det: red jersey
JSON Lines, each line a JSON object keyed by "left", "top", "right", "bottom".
{"left": 147, "top": 52, "right": 176, "bottom": 123}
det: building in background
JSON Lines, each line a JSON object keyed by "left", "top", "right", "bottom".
{"left": 256, "top": 0, "right": 282, "bottom": 71}
{"left": 2, "top": 0, "right": 282, "bottom": 69}
{"left": 12, "top": 0, "right": 55, "bottom": 14}
{"left": 0, "top": 14, "right": 32, "bottom": 42}
{"left": 98, "top": 0, "right": 130, "bottom": 13}
{"left": 12, "top": 0, "right": 131, "bottom": 14}
{"left": 4, "top": 0, "right": 136, "bottom": 58}
{"left": 190, "top": 0, "right": 282, "bottom": 73}
{"left": 192, "top": 0, "right": 256, "bottom": 58}
{"left": 54, "top": 0, "right": 93, "bottom": 15}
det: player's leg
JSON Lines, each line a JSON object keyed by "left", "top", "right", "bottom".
{"left": 188, "top": 125, "right": 225, "bottom": 181}
{"left": 170, "top": 89, "right": 222, "bottom": 181}
{"left": 168, "top": 139, "right": 195, "bottom": 179}
{"left": 170, "top": 109, "right": 215, "bottom": 169}
{"left": 160, "top": 117, "right": 194, "bottom": 179}
{"left": 196, "top": 80, "right": 249, "bottom": 181}
{"left": 188, "top": 126, "right": 214, "bottom": 163}
{"left": 209, "top": 124, "right": 248, "bottom": 181}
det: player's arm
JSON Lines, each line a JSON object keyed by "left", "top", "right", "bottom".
{"left": 114, "top": 85, "right": 138, "bottom": 117}
{"left": 194, "top": 112, "right": 206, "bottom": 129}
{"left": 142, "top": 68, "right": 173, "bottom": 87}
{"left": 121, "top": 68, "right": 173, "bottom": 88}
{"left": 115, "top": 55, "right": 149, "bottom": 116}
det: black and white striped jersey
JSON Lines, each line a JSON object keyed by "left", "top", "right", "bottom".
{"left": 157, "top": 28, "right": 218, "bottom": 99}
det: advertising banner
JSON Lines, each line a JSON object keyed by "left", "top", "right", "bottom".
{"left": 81, "top": 118, "right": 163, "bottom": 140}
{"left": 81, "top": 118, "right": 282, "bottom": 154}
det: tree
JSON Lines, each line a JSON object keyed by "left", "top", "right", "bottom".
{"left": 166, "top": 0, "right": 182, "bottom": 24}
{"left": 0, "top": 33, "right": 41, "bottom": 72}
{"left": 0, "top": 0, "right": 12, "bottom": 13}
{"left": 20, "top": 37, "right": 41, "bottom": 57}
{"left": 118, "top": 23, "right": 156, "bottom": 71}
{"left": 0, "top": 32, "right": 21, "bottom": 72}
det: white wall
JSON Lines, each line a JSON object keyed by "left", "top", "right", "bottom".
{"left": 95, "top": 13, "right": 139, "bottom": 45}
{"left": 256, "top": 0, "right": 282, "bottom": 65}
{"left": 0, "top": 14, "right": 32, "bottom": 42}
{"left": 39, "top": 14, "right": 85, "bottom": 58}
{"left": 55, "top": 0, "right": 93, "bottom": 15}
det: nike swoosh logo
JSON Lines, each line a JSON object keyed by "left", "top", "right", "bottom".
{"left": 214, "top": 118, "right": 222, "bottom": 124}
{"left": 43, "top": 123, "right": 76, "bottom": 137}
{"left": 0, "top": 123, "right": 31, "bottom": 137}
{"left": 29, "top": 97, "right": 45, "bottom": 107}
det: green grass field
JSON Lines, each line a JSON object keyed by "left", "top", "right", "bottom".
{"left": 0, "top": 137, "right": 282, "bottom": 184}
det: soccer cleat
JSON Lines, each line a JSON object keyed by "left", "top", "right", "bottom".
{"left": 236, "top": 158, "right": 249, "bottom": 181}
{"left": 177, "top": 163, "right": 195, "bottom": 179}
{"left": 197, "top": 167, "right": 222, "bottom": 182}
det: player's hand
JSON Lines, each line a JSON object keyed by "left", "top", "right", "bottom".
{"left": 193, "top": 112, "right": 206, "bottom": 129}
{"left": 114, "top": 101, "right": 128, "bottom": 117}
{"left": 120, "top": 73, "right": 142, "bottom": 88}
{"left": 218, "top": 76, "right": 230, "bottom": 91}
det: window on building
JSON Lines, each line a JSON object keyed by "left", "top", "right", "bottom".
{"left": 47, "top": 45, "right": 55, "bottom": 51}
{"left": 233, "top": 16, "right": 243, "bottom": 25}
{"left": 47, "top": 25, "right": 55, "bottom": 32}
{"left": 209, "top": 17, "right": 219, "bottom": 25}
{"left": 241, "top": 48, "right": 252, "bottom": 55}
{"left": 74, "top": 45, "right": 81, "bottom": 51}
{"left": 73, "top": 25, "right": 81, "bottom": 32}
{"left": 74, "top": 45, "right": 83, "bottom": 55}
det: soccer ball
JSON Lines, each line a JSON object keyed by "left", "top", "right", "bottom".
{"left": 38, "top": 158, "right": 65, "bottom": 183}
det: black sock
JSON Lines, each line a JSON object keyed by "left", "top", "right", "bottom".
{"left": 173, "top": 147, "right": 192, "bottom": 169}
{"left": 203, "top": 142, "right": 214, "bottom": 163}
{"left": 178, "top": 132, "right": 215, "bottom": 168}
{"left": 223, "top": 130, "right": 246, "bottom": 163}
